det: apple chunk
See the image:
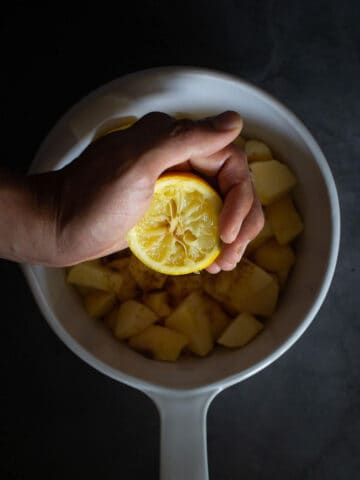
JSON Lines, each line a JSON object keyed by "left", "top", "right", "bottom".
{"left": 67, "top": 261, "right": 123, "bottom": 293}
{"left": 218, "top": 313, "right": 263, "bottom": 347}
{"left": 143, "top": 291, "right": 172, "bottom": 318}
{"left": 129, "top": 256, "right": 167, "bottom": 291}
{"left": 203, "top": 259, "right": 279, "bottom": 317}
{"left": 245, "top": 139, "right": 273, "bottom": 162}
{"left": 129, "top": 325, "right": 188, "bottom": 362}
{"left": 266, "top": 194, "right": 304, "bottom": 244}
{"left": 253, "top": 239, "right": 296, "bottom": 273}
{"left": 113, "top": 300, "right": 158, "bottom": 339}
{"left": 165, "top": 292, "right": 213, "bottom": 356}
{"left": 251, "top": 160, "right": 297, "bottom": 205}
{"left": 83, "top": 291, "right": 117, "bottom": 318}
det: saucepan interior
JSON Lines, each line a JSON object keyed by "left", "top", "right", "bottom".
{"left": 23, "top": 68, "right": 340, "bottom": 393}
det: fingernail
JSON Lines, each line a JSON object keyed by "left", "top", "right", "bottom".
{"left": 221, "top": 225, "right": 241, "bottom": 244}
{"left": 212, "top": 111, "right": 242, "bottom": 131}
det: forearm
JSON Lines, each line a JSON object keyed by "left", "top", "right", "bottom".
{"left": 0, "top": 168, "right": 60, "bottom": 265}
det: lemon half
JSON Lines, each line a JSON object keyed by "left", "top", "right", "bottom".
{"left": 127, "top": 173, "right": 223, "bottom": 275}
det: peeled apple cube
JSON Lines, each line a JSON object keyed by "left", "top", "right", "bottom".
{"left": 129, "top": 256, "right": 167, "bottom": 291}
{"left": 165, "top": 291, "right": 213, "bottom": 356}
{"left": 129, "top": 325, "right": 188, "bottom": 362}
{"left": 253, "top": 239, "right": 296, "bottom": 273}
{"left": 203, "top": 297, "right": 230, "bottom": 340}
{"left": 107, "top": 257, "right": 131, "bottom": 271}
{"left": 251, "top": 160, "right": 297, "bottom": 205}
{"left": 83, "top": 290, "right": 117, "bottom": 318}
{"left": 245, "top": 139, "right": 273, "bottom": 162}
{"left": 67, "top": 261, "right": 123, "bottom": 293}
{"left": 113, "top": 300, "right": 158, "bottom": 339}
{"left": 74, "top": 285, "right": 95, "bottom": 297}
{"left": 165, "top": 274, "right": 202, "bottom": 305}
{"left": 105, "top": 255, "right": 139, "bottom": 301}
{"left": 116, "top": 269, "right": 139, "bottom": 302}
{"left": 203, "top": 259, "right": 279, "bottom": 317}
{"left": 143, "top": 291, "right": 172, "bottom": 318}
{"left": 266, "top": 194, "right": 304, "bottom": 245}
{"left": 218, "top": 313, "right": 263, "bottom": 347}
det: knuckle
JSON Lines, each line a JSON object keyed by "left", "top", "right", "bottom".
{"left": 141, "top": 111, "right": 172, "bottom": 124}
{"left": 253, "top": 206, "right": 265, "bottom": 233}
{"left": 233, "top": 145, "right": 248, "bottom": 163}
{"left": 225, "top": 144, "right": 248, "bottom": 166}
{"left": 169, "top": 119, "right": 196, "bottom": 139}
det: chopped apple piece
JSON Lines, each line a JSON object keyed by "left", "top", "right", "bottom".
{"left": 67, "top": 261, "right": 123, "bottom": 293}
{"left": 166, "top": 274, "right": 202, "bottom": 305}
{"left": 113, "top": 300, "right": 158, "bottom": 339}
{"left": 165, "top": 292, "right": 213, "bottom": 356}
{"left": 251, "top": 160, "right": 297, "bottom": 205}
{"left": 117, "top": 269, "right": 139, "bottom": 302}
{"left": 143, "top": 291, "right": 172, "bottom": 318}
{"left": 129, "top": 256, "right": 167, "bottom": 291}
{"left": 253, "top": 239, "right": 296, "bottom": 273}
{"left": 83, "top": 291, "right": 117, "bottom": 318}
{"left": 129, "top": 325, "right": 188, "bottom": 362}
{"left": 105, "top": 255, "right": 138, "bottom": 301}
{"left": 218, "top": 313, "right": 263, "bottom": 347}
{"left": 245, "top": 139, "right": 273, "bottom": 162}
{"left": 203, "top": 259, "right": 279, "bottom": 317}
{"left": 107, "top": 257, "right": 131, "bottom": 271}
{"left": 74, "top": 285, "right": 96, "bottom": 297}
{"left": 205, "top": 297, "right": 231, "bottom": 340}
{"left": 266, "top": 194, "right": 304, "bottom": 244}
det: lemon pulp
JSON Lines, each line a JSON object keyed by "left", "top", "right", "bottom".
{"left": 127, "top": 173, "right": 222, "bottom": 275}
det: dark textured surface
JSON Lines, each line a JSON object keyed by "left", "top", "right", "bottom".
{"left": 0, "top": 1, "right": 359, "bottom": 479}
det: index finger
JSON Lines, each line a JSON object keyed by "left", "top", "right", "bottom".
{"left": 135, "top": 111, "right": 243, "bottom": 180}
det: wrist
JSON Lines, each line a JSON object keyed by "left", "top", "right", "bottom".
{"left": 0, "top": 169, "right": 62, "bottom": 265}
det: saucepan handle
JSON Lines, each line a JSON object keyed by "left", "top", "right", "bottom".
{"left": 147, "top": 388, "right": 221, "bottom": 480}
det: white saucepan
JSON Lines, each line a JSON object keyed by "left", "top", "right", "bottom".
{"left": 22, "top": 67, "right": 340, "bottom": 480}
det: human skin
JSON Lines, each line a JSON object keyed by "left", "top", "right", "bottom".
{"left": 0, "top": 111, "right": 264, "bottom": 272}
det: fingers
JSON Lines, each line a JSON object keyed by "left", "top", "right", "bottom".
{"left": 112, "top": 111, "right": 261, "bottom": 275}
{"left": 191, "top": 145, "right": 254, "bottom": 245}
{"left": 136, "top": 111, "right": 243, "bottom": 178}
{"left": 219, "top": 180, "right": 253, "bottom": 244}
{"left": 217, "top": 147, "right": 253, "bottom": 243}
{"left": 207, "top": 196, "right": 264, "bottom": 273}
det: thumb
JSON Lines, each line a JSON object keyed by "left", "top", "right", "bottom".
{"left": 135, "top": 111, "right": 243, "bottom": 176}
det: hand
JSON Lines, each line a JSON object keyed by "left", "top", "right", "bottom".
{"left": 0, "top": 111, "right": 264, "bottom": 270}
{"left": 52, "top": 111, "right": 264, "bottom": 271}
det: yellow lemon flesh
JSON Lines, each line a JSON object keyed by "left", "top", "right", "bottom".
{"left": 127, "top": 173, "right": 223, "bottom": 275}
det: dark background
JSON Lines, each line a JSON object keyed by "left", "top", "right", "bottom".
{"left": 1, "top": 1, "right": 359, "bottom": 479}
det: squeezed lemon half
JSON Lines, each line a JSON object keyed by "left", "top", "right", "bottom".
{"left": 127, "top": 173, "right": 223, "bottom": 275}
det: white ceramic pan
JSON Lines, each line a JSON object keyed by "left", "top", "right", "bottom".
{"left": 22, "top": 67, "right": 340, "bottom": 480}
